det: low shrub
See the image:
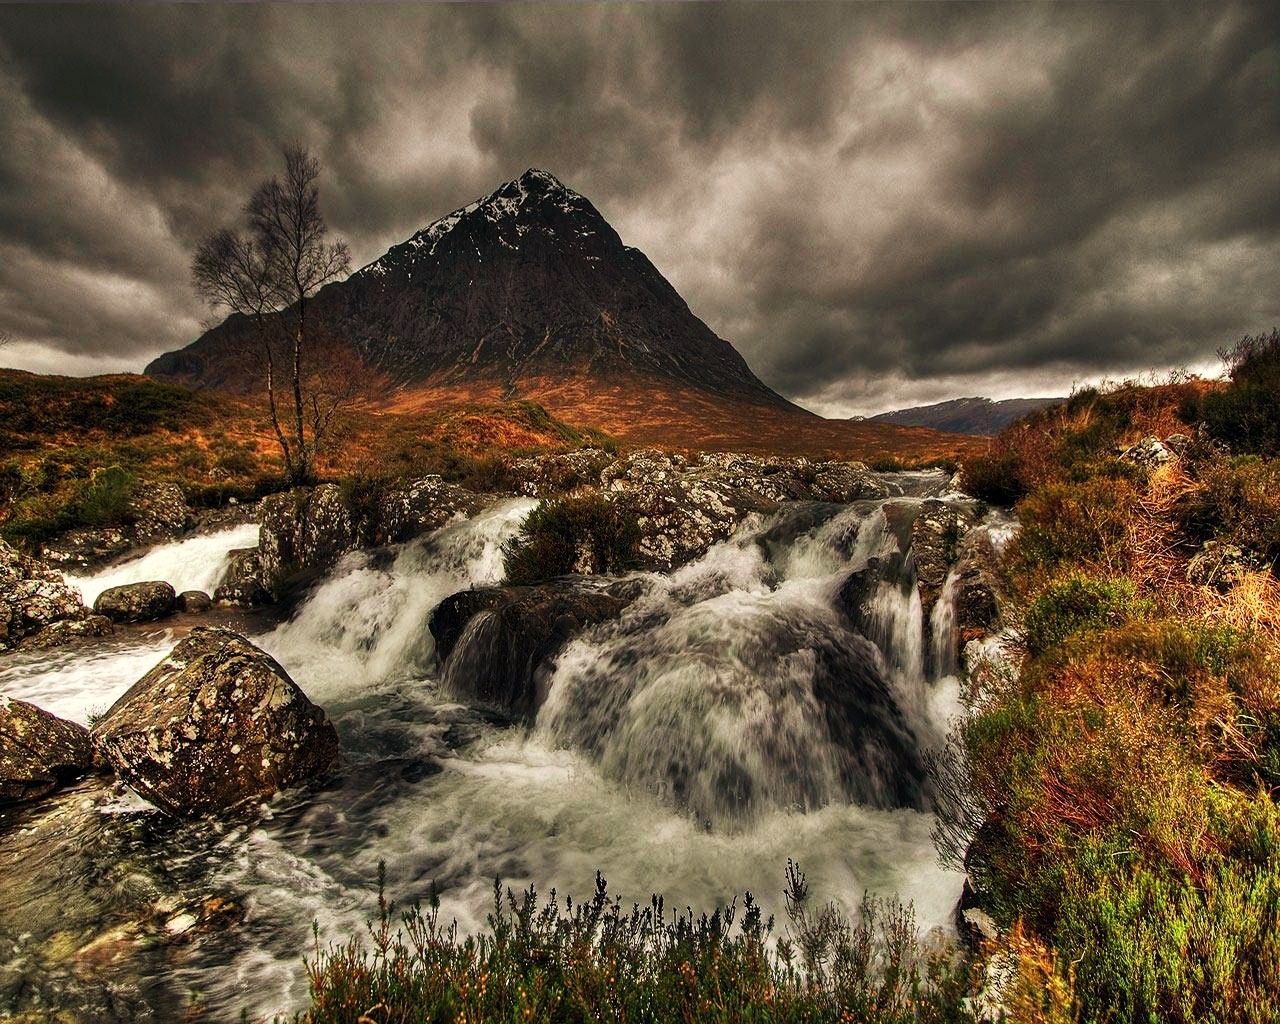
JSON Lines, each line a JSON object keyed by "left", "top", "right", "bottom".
{"left": 1022, "top": 573, "right": 1149, "bottom": 657}
{"left": 296, "top": 864, "right": 974, "bottom": 1024}
{"left": 1007, "top": 478, "right": 1138, "bottom": 583}
{"left": 503, "top": 494, "right": 639, "bottom": 585}
{"left": 1179, "top": 455, "right": 1280, "bottom": 569}
{"left": 1203, "top": 328, "right": 1280, "bottom": 455}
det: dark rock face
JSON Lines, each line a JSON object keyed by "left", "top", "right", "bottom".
{"left": 146, "top": 169, "right": 797, "bottom": 414}
{"left": 94, "top": 581, "right": 176, "bottom": 624}
{"left": 92, "top": 627, "right": 338, "bottom": 817}
{"left": 0, "top": 540, "right": 92, "bottom": 650}
{"left": 431, "top": 580, "right": 638, "bottom": 719}
{"left": 0, "top": 697, "right": 94, "bottom": 805}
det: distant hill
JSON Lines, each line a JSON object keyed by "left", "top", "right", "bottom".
{"left": 869, "top": 396, "right": 1064, "bottom": 436}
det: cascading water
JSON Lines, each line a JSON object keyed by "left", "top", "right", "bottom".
{"left": 65, "top": 522, "right": 261, "bottom": 606}
{"left": 0, "top": 481, "right": 985, "bottom": 1023}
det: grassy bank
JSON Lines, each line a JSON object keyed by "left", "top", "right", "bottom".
{"left": 951, "top": 332, "right": 1280, "bottom": 1022}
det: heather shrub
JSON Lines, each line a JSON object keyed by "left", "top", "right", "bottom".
{"left": 503, "top": 494, "right": 639, "bottom": 585}
{"left": 1007, "top": 478, "right": 1138, "bottom": 583}
{"left": 1179, "top": 455, "right": 1280, "bottom": 568}
{"left": 295, "top": 864, "right": 974, "bottom": 1024}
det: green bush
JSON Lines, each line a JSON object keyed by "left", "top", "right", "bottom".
{"left": 1008, "top": 478, "right": 1138, "bottom": 582}
{"left": 72, "top": 465, "right": 137, "bottom": 527}
{"left": 503, "top": 494, "right": 639, "bottom": 585}
{"left": 1023, "top": 573, "right": 1150, "bottom": 657}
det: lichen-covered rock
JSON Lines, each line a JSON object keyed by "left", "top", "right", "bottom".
{"left": 597, "top": 449, "right": 885, "bottom": 572}
{"left": 94, "top": 581, "right": 176, "bottom": 624}
{"left": 431, "top": 580, "right": 640, "bottom": 719}
{"left": 20, "top": 614, "right": 114, "bottom": 650}
{"left": 128, "top": 481, "right": 192, "bottom": 545}
{"left": 258, "top": 484, "right": 356, "bottom": 589}
{"left": 92, "top": 627, "right": 338, "bottom": 817}
{"left": 0, "top": 540, "right": 93, "bottom": 651}
{"left": 258, "top": 479, "right": 479, "bottom": 592}
{"left": 509, "top": 449, "right": 613, "bottom": 497}
{"left": 0, "top": 696, "right": 94, "bottom": 805}
{"left": 373, "top": 476, "right": 480, "bottom": 544}
{"left": 177, "top": 590, "right": 213, "bottom": 614}
{"left": 912, "top": 500, "right": 980, "bottom": 617}
{"left": 214, "top": 548, "right": 273, "bottom": 606}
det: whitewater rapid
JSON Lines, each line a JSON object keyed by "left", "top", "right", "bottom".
{"left": 0, "top": 485, "right": 979, "bottom": 1022}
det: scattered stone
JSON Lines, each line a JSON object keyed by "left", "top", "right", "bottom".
{"left": 1119, "top": 436, "right": 1174, "bottom": 468}
{"left": 92, "top": 626, "right": 339, "bottom": 817}
{"left": 94, "top": 581, "right": 176, "bottom": 624}
{"left": 1164, "top": 433, "right": 1193, "bottom": 457}
{"left": 0, "top": 539, "right": 93, "bottom": 651}
{"left": 176, "top": 590, "right": 213, "bottom": 614}
{"left": 509, "top": 449, "right": 613, "bottom": 497}
{"left": 1186, "top": 540, "right": 1260, "bottom": 591}
{"left": 0, "top": 697, "right": 94, "bottom": 805}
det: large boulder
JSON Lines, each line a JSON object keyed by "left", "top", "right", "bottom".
{"left": 92, "top": 627, "right": 338, "bottom": 817}
{"left": 94, "top": 581, "right": 176, "bottom": 624}
{"left": 0, "top": 697, "right": 94, "bottom": 805}
{"left": 127, "top": 481, "right": 193, "bottom": 545}
{"left": 0, "top": 540, "right": 93, "bottom": 650}
{"left": 431, "top": 580, "right": 640, "bottom": 719}
{"left": 20, "top": 614, "right": 114, "bottom": 650}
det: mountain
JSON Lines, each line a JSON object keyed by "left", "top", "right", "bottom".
{"left": 149, "top": 168, "right": 794, "bottom": 409}
{"left": 869, "top": 396, "right": 1063, "bottom": 436}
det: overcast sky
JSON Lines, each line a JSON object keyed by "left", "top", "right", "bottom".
{"left": 0, "top": 4, "right": 1277, "bottom": 416}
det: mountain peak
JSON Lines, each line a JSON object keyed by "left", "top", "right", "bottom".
{"left": 518, "top": 167, "right": 567, "bottom": 190}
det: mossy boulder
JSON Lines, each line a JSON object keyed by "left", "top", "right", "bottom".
{"left": 0, "top": 697, "right": 94, "bottom": 805}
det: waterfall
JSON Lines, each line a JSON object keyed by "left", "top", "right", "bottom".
{"left": 65, "top": 522, "right": 261, "bottom": 606}
{"left": 535, "top": 499, "right": 966, "bottom": 825}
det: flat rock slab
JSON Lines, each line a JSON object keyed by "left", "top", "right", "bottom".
{"left": 92, "top": 626, "right": 338, "bottom": 817}
{"left": 0, "top": 696, "right": 94, "bottom": 805}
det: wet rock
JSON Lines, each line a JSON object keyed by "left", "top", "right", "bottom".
{"left": 0, "top": 539, "right": 93, "bottom": 651}
{"left": 258, "top": 484, "right": 355, "bottom": 590}
{"left": 1120, "top": 435, "right": 1174, "bottom": 468}
{"left": 0, "top": 697, "right": 94, "bottom": 805}
{"left": 94, "top": 581, "right": 176, "bottom": 624}
{"left": 20, "top": 614, "right": 114, "bottom": 650}
{"left": 432, "top": 580, "right": 640, "bottom": 719}
{"left": 911, "top": 499, "right": 978, "bottom": 618}
{"left": 92, "top": 626, "right": 338, "bottom": 817}
{"left": 213, "top": 548, "right": 272, "bottom": 606}
{"left": 176, "top": 590, "right": 212, "bottom": 614}
{"left": 258, "top": 478, "right": 479, "bottom": 592}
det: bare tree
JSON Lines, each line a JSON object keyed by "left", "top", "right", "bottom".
{"left": 191, "top": 146, "right": 350, "bottom": 485}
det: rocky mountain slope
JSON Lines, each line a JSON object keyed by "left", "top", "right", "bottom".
{"left": 148, "top": 168, "right": 796, "bottom": 412}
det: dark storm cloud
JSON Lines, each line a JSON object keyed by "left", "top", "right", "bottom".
{"left": 0, "top": 3, "right": 1276, "bottom": 413}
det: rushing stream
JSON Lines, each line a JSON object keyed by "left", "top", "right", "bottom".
{"left": 0, "top": 477, "right": 982, "bottom": 1022}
